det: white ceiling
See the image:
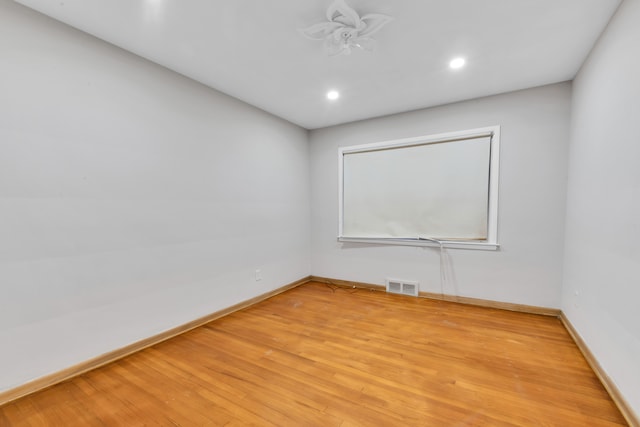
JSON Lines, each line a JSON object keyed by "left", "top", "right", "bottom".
{"left": 14, "top": 0, "right": 621, "bottom": 129}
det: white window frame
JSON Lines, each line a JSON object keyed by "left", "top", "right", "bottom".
{"left": 338, "top": 126, "right": 500, "bottom": 250}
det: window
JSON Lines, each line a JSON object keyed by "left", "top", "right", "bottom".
{"left": 338, "top": 126, "right": 500, "bottom": 250}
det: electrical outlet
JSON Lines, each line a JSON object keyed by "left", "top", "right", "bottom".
{"left": 255, "top": 269, "right": 262, "bottom": 281}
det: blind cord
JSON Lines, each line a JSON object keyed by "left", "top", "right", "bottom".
{"left": 419, "top": 236, "right": 447, "bottom": 298}
{"left": 439, "top": 240, "right": 446, "bottom": 298}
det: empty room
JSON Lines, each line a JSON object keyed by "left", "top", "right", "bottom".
{"left": 1, "top": 0, "right": 638, "bottom": 425}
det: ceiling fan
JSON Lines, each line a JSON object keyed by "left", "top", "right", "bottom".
{"left": 300, "top": 0, "right": 393, "bottom": 56}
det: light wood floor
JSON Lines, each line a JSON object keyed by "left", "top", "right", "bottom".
{"left": 0, "top": 282, "right": 627, "bottom": 426}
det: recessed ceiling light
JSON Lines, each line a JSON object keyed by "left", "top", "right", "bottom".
{"left": 327, "top": 90, "right": 340, "bottom": 100}
{"left": 449, "top": 57, "right": 466, "bottom": 69}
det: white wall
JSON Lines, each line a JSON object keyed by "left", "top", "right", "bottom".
{"left": 310, "top": 83, "right": 571, "bottom": 308}
{"left": 562, "top": 0, "right": 640, "bottom": 416}
{"left": 0, "top": 1, "right": 310, "bottom": 391}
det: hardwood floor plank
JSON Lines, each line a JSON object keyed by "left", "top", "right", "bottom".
{"left": 0, "top": 282, "right": 628, "bottom": 426}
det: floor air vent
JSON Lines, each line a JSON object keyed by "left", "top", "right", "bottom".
{"left": 386, "top": 279, "right": 419, "bottom": 297}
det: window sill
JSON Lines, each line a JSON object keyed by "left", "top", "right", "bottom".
{"left": 337, "top": 237, "right": 500, "bottom": 251}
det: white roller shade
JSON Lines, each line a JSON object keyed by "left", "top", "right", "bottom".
{"left": 340, "top": 130, "right": 498, "bottom": 243}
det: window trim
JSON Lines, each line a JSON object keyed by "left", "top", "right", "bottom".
{"left": 338, "top": 126, "right": 501, "bottom": 250}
